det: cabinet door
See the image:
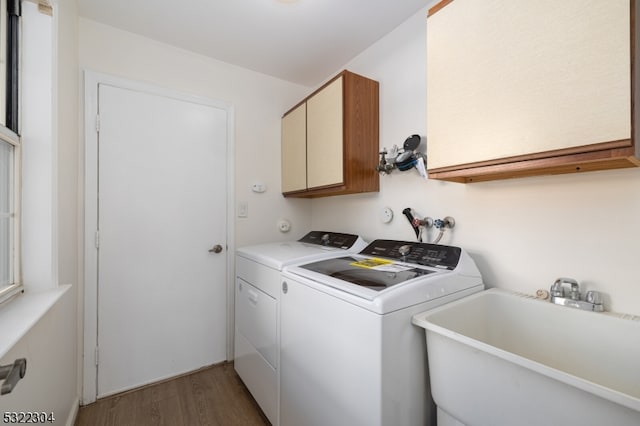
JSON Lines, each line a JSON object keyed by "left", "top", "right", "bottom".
{"left": 306, "top": 76, "right": 344, "bottom": 189}
{"left": 427, "top": 0, "right": 632, "bottom": 174}
{"left": 281, "top": 103, "right": 307, "bottom": 193}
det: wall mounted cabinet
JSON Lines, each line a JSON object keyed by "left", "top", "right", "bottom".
{"left": 281, "top": 103, "right": 307, "bottom": 193}
{"left": 426, "top": 0, "right": 639, "bottom": 183}
{"left": 281, "top": 70, "right": 379, "bottom": 197}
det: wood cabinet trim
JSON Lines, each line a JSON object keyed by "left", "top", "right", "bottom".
{"left": 428, "top": 146, "right": 640, "bottom": 183}
{"left": 428, "top": 139, "right": 633, "bottom": 174}
{"left": 428, "top": 0, "right": 454, "bottom": 17}
{"left": 340, "top": 71, "right": 380, "bottom": 196}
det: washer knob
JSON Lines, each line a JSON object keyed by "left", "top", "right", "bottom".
{"left": 398, "top": 245, "right": 411, "bottom": 257}
{"left": 321, "top": 234, "right": 330, "bottom": 245}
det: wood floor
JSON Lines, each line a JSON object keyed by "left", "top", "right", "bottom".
{"left": 75, "top": 362, "right": 270, "bottom": 426}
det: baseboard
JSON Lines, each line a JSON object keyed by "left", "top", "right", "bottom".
{"left": 65, "top": 396, "right": 80, "bottom": 426}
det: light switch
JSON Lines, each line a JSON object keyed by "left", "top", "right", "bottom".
{"left": 238, "top": 201, "right": 248, "bottom": 218}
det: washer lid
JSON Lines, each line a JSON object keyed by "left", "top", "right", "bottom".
{"left": 284, "top": 239, "right": 482, "bottom": 306}
{"left": 298, "top": 255, "right": 437, "bottom": 292}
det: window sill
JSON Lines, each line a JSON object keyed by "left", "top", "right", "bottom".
{"left": 0, "top": 285, "right": 71, "bottom": 359}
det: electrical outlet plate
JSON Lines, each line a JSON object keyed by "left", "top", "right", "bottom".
{"left": 277, "top": 219, "right": 291, "bottom": 232}
{"left": 251, "top": 182, "right": 266, "bottom": 193}
{"left": 380, "top": 207, "right": 393, "bottom": 223}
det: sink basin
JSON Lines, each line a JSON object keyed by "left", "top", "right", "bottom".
{"left": 412, "top": 288, "right": 640, "bottom": 426}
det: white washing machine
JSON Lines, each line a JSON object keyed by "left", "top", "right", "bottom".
{"left": 279, "top": 239, "right": 484, "bottom": 426}
{"left": 234, "top": 231, "right": 367, "bottom": 425}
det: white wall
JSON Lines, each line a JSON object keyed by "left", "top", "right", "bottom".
{"left": 0, "top": 289, "right": 77, "bottom": 425}
{"left": 55, "top": 0, "right": 80, "bottom": 295}
{"left": 20, "top": 1, "right": 53, "bottom": 290}
{"left": 78, "top": 19, "right": 313, "bottom": 248}
{"left": 310, "top": 7, "right": 640, "bottom": 316}
{"left": 54, "top": 0, "right": 81, "bottom": 416}
{"left": 78, "top": 10, "right": 640, "bottom": 316}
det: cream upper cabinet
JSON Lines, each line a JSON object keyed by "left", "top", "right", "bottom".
{"left": 426, "top": 0, "right": 639, "bottom": 183}
{"left": 281, "top": 70, "right": 379, "bottom": 198}
{"left": 306, "top": 77, "right": 344, "bottom": 189}
{"left": 281, "top": 103, "right": 307, "bottom": 193}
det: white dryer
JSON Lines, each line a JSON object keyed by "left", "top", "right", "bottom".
{"left": 234, "top": 231, "right": 367, "bottom": 425}
{"left": 279, "top": 239, "right": 484, "bottom": 426}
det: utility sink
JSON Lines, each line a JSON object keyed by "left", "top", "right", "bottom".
{"left": 412, "top": 288, "right": 640, "bottom": 426}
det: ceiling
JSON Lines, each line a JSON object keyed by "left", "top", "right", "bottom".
{"left": 77, "top": 0, "right": 431, "bottom": 87}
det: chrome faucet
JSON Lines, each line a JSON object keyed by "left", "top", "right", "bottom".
{"left": 549, "top": 278, "right": 604, "bottom": 312}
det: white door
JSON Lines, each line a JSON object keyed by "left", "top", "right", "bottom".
{"left": 95, "top": 83, "right": 229, "bottom": 397}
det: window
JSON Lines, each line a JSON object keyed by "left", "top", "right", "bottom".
{"left": 0, "top": 0, "right": 20, "bottom": 305}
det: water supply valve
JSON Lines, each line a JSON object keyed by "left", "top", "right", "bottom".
{"left": 376, "top": 149, "right": 395, "bottom": 175}
{"left": 401, "top": 209, "right": 431, "bottom": 241}
{"left": 430, "top": 216, "right": 455, "bottom": 244}
{"left": 434, "top": 216, "right": 455, "bottom": 230}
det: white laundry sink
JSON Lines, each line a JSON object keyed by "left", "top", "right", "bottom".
{"left": 411, "top": 288, "right": 640, "bottom": 426}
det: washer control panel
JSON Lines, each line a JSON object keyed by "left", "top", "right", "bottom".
{"left": 359, "top": 239, "right": 462, "bottom": 270}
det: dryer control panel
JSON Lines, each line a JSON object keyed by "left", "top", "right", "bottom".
{"left": 298, "top": 231, "right": 362, "bottom": 249}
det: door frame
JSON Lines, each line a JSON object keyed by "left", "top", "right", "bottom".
{"left": 81, "top": 71, "right": 236, "bottom": 404}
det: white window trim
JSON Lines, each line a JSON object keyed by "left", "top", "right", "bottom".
{"left": 0, "top": 0, "right": 58, "bottom": 355}
{"left": 0, "top": 125, "right": 21, "bottom": 305}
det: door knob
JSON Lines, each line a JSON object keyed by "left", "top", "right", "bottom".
{"left": 208, "top": 244, "right": 223, "bottom": 253}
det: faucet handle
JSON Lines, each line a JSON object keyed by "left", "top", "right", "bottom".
{"left": 568, "top": 287, "right": 580, "bottom": 301}
{"left": 550, "top": 282, "right": 564, "bottom": 297}
{"left": 551, "top": 277, "right": 580, "bottom": 299}
{"left": 585, "top": 291, "right": 603, "bottom": 305}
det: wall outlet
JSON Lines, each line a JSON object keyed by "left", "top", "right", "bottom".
{"left": 251, "top": 182, "right": 266, "bottom": 193}
{"left": 278, "top": 219, "right": 291, "bottom": 232}
{"left": 380, "top": 207, "right": 394, "bottom": 223}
